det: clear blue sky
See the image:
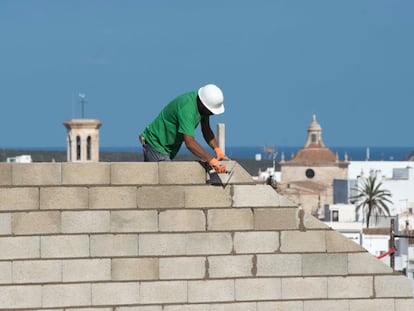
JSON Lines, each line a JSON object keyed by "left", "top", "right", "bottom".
{"left": 1, "top": 0, "right": 413, "bottom": 149}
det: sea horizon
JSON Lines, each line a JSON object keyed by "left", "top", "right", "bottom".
{"left": 2, "top": 145, "right": 413, "bottom": 161}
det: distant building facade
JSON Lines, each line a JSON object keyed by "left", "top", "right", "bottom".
{"left": 278, "top": 115, "right": 349, "bottom": 216}
{"left": 64, "top": 119, "right": 102, "bottom": 162}
{"left": 6, "top": 155, "right": 32, "bottom": 163}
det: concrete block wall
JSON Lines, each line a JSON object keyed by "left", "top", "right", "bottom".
{"left": 0, "top": 161, "right": 413, "bottom": 310}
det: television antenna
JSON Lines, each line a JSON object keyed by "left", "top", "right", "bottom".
{"left": 79, "top": 93, "right": 86, "bottom": 118}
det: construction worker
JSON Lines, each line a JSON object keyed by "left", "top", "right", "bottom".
{"left": 140, "top": 84, "right": 228, "bottom": 173}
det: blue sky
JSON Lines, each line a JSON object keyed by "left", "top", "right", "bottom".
{"left": 1, "top": 0, "right": 413, "bottom": 149}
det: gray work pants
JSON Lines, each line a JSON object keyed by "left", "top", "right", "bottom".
{"left": 142, "top": 143, "right": 171, "bottom": 162}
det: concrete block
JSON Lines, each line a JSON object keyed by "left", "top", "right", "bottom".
{"left": 92, "top": 282, "right": 139, "bottom": 305}
{"left": 303, "top": 212, "right": 331, "bottom": 229}
{"left": 0, "top": 163, "right": 12, "bottom": 185}
{"left": 302, "top": 253, "right": 347, "bottom": 276}
{"left": 0, "top": 213, "right": 11, "bottom": 235}
{"left": 111, "top": 210, "right": 158, "bottom": 232}
{"left": 12, "top": 163, "right": 61, "bottom": 185}
{"left": 184, "top": 185, "right": 232, "bottom": 208}
{"left": 137, "top": 186, "right": 185, "bottom": 209}
{"left": 328, "top": 276, "right": 373, "bottom": 298}
{"left": 233, "top": 231, "right": 279, "bottom": 254}
{"left": 62, "top": 162, "right": 110, "bottom": 185}
{"left": 208, "top": 255, "right": 253, "bottom": 278}
{"left": 0, "top": 261, "right": 12, "bottom": 284}
{"left": 140, "top": 233, "right": 233, "bottom": 256}
{"left": 159, "top": 257, "right": 205, "bottom": 280}
{"left": 112, "top": 258, "right": 159, "bottom": 281}
{"left": 62, "top": 259, "right": 111, "bottom": 282}
{"left": 43, "top": 283, "right": 91, "bottom": 307}
{"left": 41, "top": 235, "right": 89, "bottom": 258}
{"left": 0, "top": 285, "right": 42, "bottom": 309}
{"left": 235, "top": 278, "right": 281, "bottom": 301}
{"left": 0, "top": 187, "right": 39, "bottom": 211}
{"left": 186, "top": 233, "right": 233, "bottom": 255}
{"left": 12, "top": 211, "right": 61, "bottom": 234}
{"left": 40, "top": 186, "right": 89, "bottom": 210}
{"left": 13, "top": 260, "right": 61, "bottom": 283}
{"left": 348, "top": 252, "right": 393, "bottom": 274}
{"left": 280, "top": 230, "right": 326, "bottom": 253}
{"left": 117, "top": 307, "right": 163, "bottom": 311}
{"left": 282, "top": 277, "right": 327, "bottom": 299}
{"left": 159, "top": 210, "right": 205, "bottom": 232}
{"left": 257, "top": 301, "right": 303, "bottom": 311}
{"left": 0, "top": 236, "right": 40, "bottom": 259}
{"left": 233, "top": 185, "right": 280, "bottom": 207}
{"left": 375, "top": 275, "right": 414, "bottom": 298}
{"left": 349, "top": 298, "right": 395, "bottom": 311}
{"left": 278, "top": 194, "right": 297, "bottom": 207}
{"left": 207, "top": 209, "right": 253, "bottom": 231}
{"left": 61, "top": 211, "right": 110, "bottom": 233}
{"left": 140, "top": 281, "right": 187, "bottom": 304}
{"left": 213, "top": 161, "right": 255, "bottom": 185}
{"left": 89, "top": 186, "right": 137, "bottom": 209}
{"left": 257, "top": 254, "right": 302, "bottom": 276}
{"left": 139, "top": 233, "right": 187, "bottom": 256}
{"left": 188, "top": 280, "right": 234, "bottom": 303}
{"left": 111, "top": 162, "right": 159, "bottom": 185}
{"left": 254, "top": 207, "right": 298, "bottom": 230}
{"left": 304, "top": 300, "right": 349, "bottom": 311}
{"left": 210, "top": 302, "right": 257, "bottom": 311}
{"left": 158, "top": 162, "right": 206, "bottom": 184}
{"left": 326, "top": 230, "right": 365, "bottom": 252}
{"left": 207, "top": 160, "right": 251, "bottom": 186}
{"left": 395, "top": 299, "right": 414, "bottom": 311}
{"left": 90, "top": 234, "right": 138, "bottom": 257}
{"left": 163, "top": 305, "right": 208, "bottom": 311}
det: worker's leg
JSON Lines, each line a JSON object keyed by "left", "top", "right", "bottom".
{"left": 142, "top": 143, "right": 170, "bottom": 162}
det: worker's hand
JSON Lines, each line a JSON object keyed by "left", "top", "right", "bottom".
{"left": 214, "top": 147, "right": 229, "bottom": 160}
{"left": 209, "top": 158, "right": 227, "bottom": 173}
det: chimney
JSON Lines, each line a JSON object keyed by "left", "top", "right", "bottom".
{"left": 217, "top": 123, "right": 225, "bottom": 155}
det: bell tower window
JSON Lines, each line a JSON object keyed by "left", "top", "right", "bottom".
{"left": 87, "top": 136, "right": 92, "bottom": 160}
{"left": 76, "top": 136, "right": 81, "bottom": 161}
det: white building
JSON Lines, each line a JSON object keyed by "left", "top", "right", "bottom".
{"left": 6, "top": 155, "right": 32, "bottom": 163}
{"left": 349, "top": 161, "right": 414, "bottom": 218}
{"left": 330, "top": 160, "right": 414, "bottom": 277}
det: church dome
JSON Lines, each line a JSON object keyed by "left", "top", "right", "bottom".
{"left": 289, "top": 147, "right": 337, "bottom": 164}
{"left": 287, "top": 114, "right": 337, "bottom": 164}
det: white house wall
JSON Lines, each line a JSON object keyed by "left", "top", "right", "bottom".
{"left": 348, "top": 161, "right": 413, "bottom": 179}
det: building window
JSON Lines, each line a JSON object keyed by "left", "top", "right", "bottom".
{"left": 311, "top": 133, "right": 317, "bottom": 143}
{"left": 87, "top": 136, "right": 91, "bottom": 160}
{"left": 305, "top": 168, "right": 315, "bottom": 179}
{"left": 332, "top": 210, "right": 339, "bottom": 222}
{"left": 76, "top": 136, "right": 81, "bottom": 161}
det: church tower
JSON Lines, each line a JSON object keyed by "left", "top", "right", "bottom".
{"left": 304, "top": 114, "right": 325, "bottom": 148}
{"left": 279, "top": 115, "right": 349, "bottom": 216}
{"left": 64, "top": 119, "right": 102, "bottom": 162}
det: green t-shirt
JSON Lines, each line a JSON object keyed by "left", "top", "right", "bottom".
{"left": 143, "top": 91, "right": 209, "bottom": 159}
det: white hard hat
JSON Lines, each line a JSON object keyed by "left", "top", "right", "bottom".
{"left": 198, "top": 84, "right": 224, "bottom": 115}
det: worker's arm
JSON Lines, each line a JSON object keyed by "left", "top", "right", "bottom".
{"left": 183, "top": 134, "right": 227, "bottom": 173}
{"left": 183, "top": 134, "right": 214, "bottom": 162}
{"left": 201, "top": 119, "right": 218, "bottom": 149}
{"left": 201, "top": 119, "right": 228, "bottom": 160}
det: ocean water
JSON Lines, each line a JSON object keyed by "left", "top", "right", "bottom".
{"left": 100, "top": 146, "right": 414, "bottom": 161}
{"left": 223, "top": 146, "right": 414, "bottom": 161}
